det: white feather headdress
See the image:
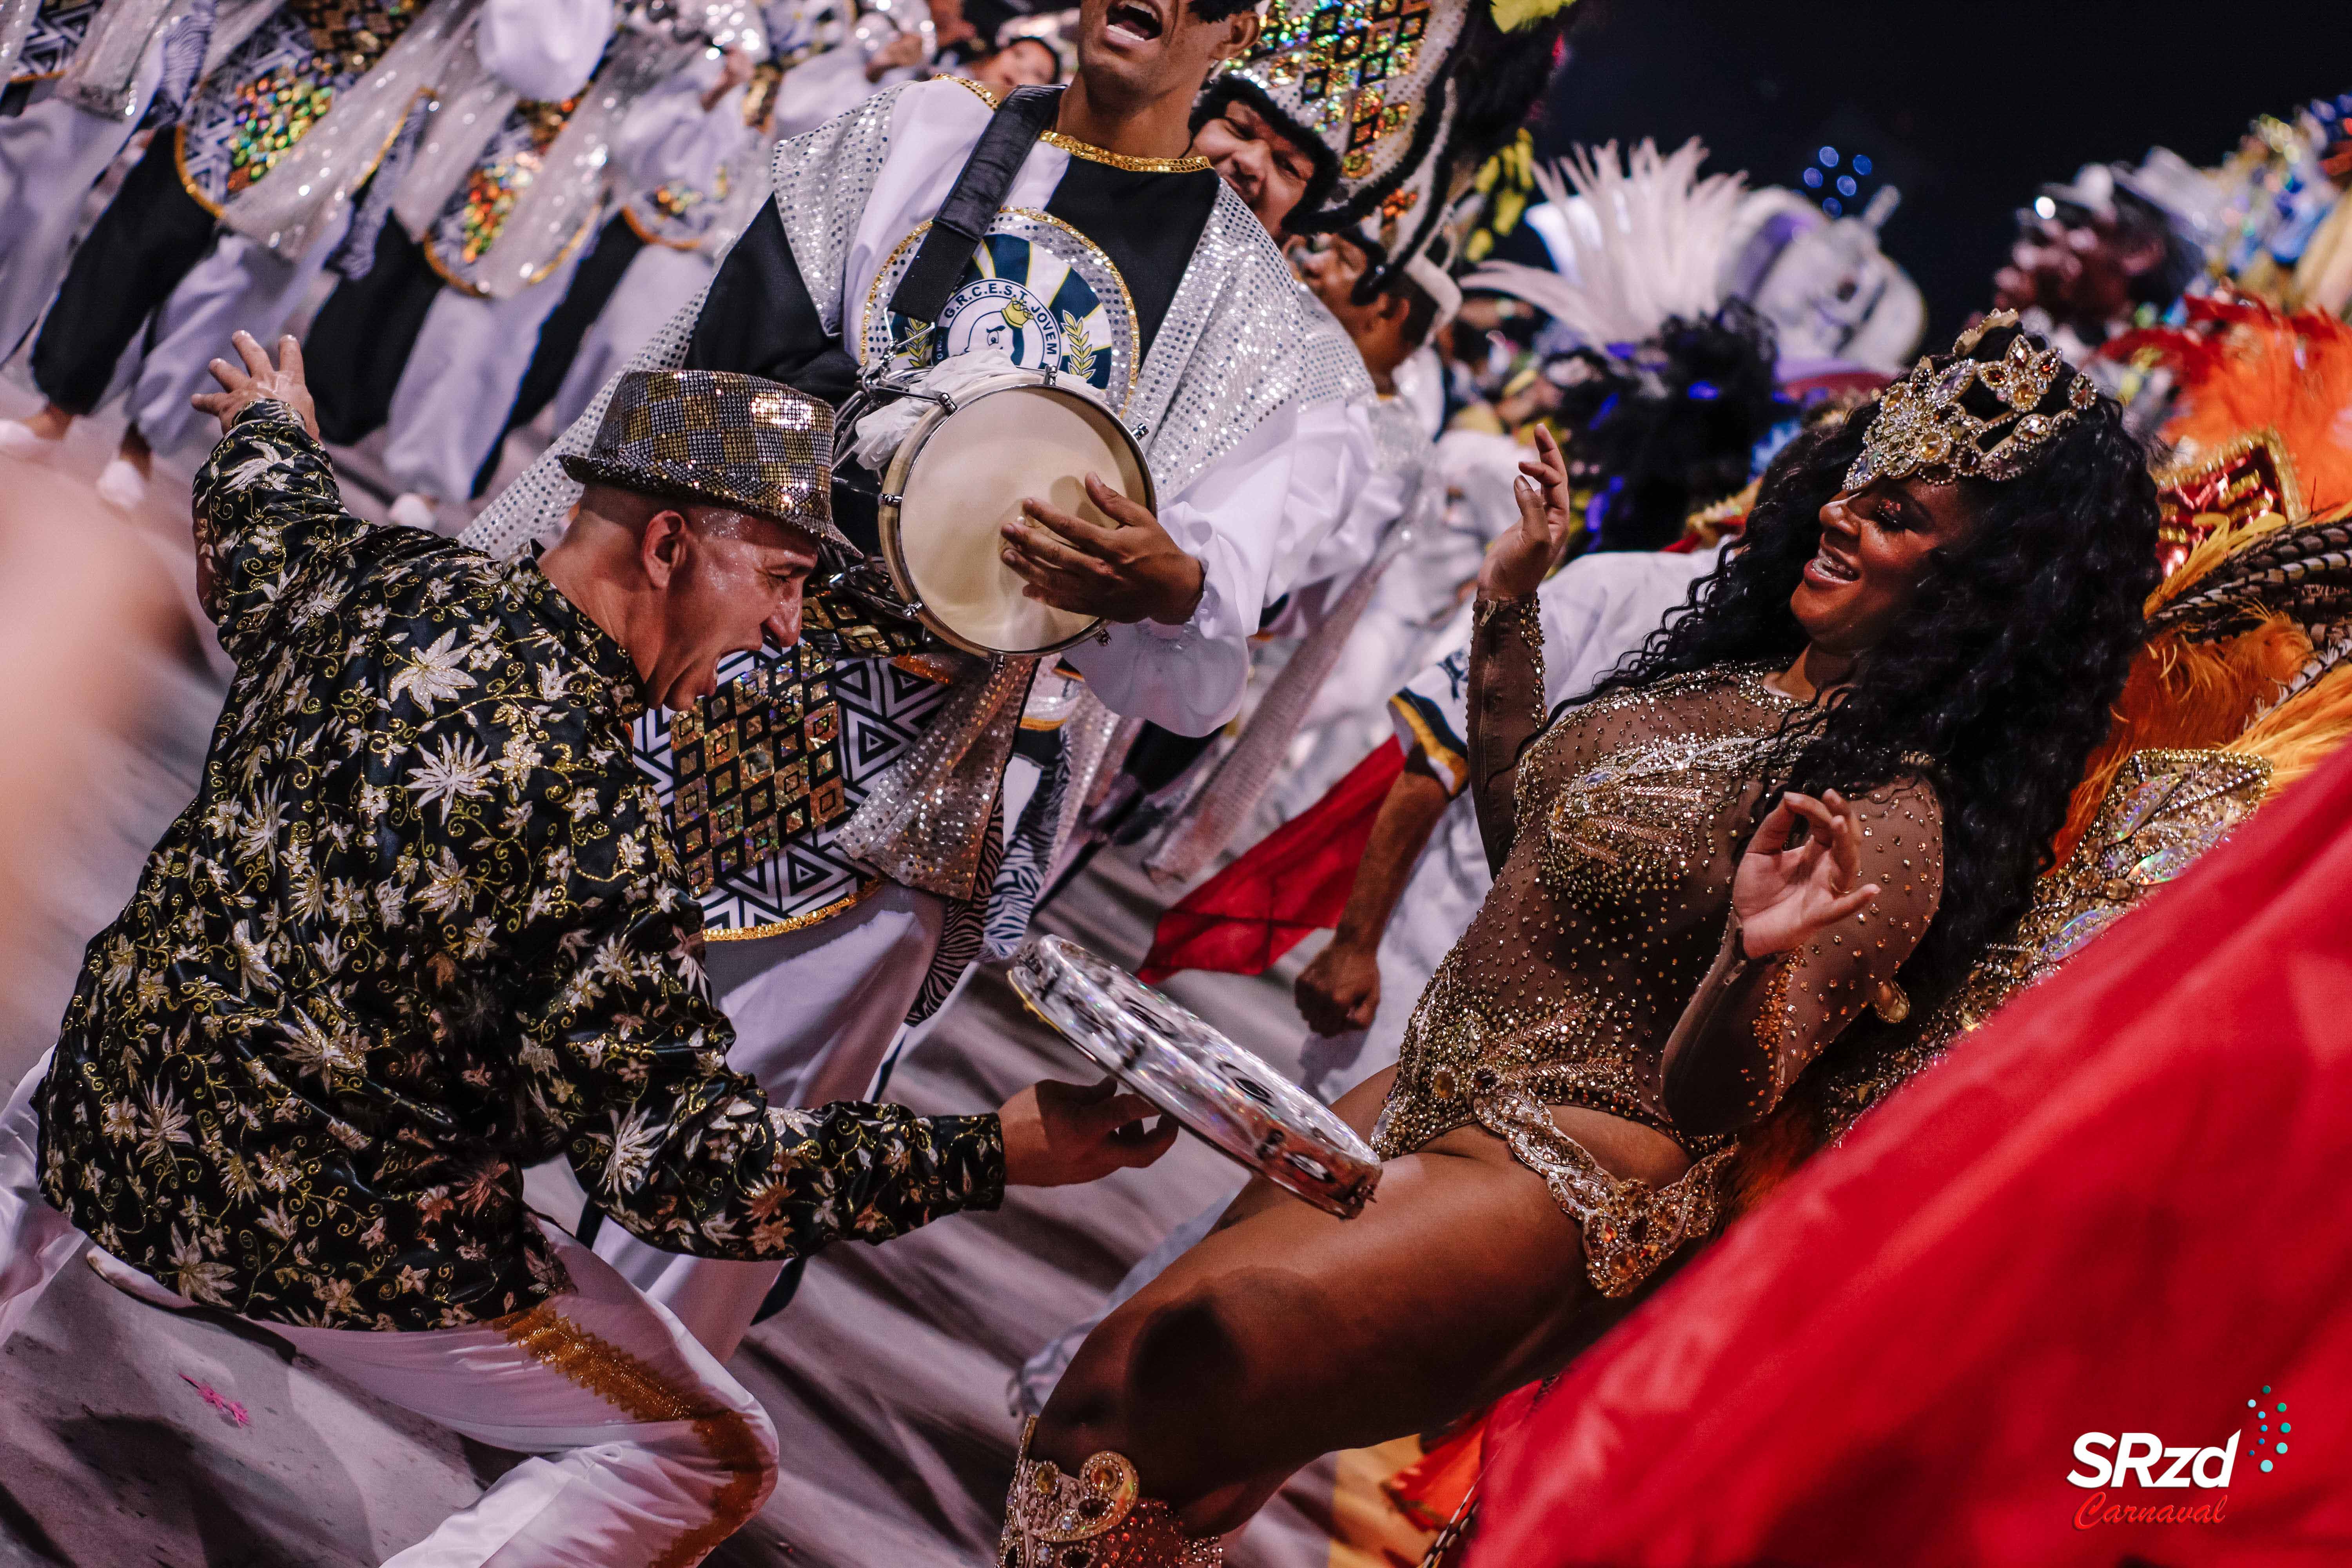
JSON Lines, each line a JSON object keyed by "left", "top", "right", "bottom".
{"left": 1466, "top": 138, "right": 1748, "bottom": 349}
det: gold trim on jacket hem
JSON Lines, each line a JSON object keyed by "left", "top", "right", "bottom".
{"left": 421, "top": 205, "right": 599, "bottom": 299}
{"left": 621, "top": 203, "right": 708, "bottom": 252}
{"left": 174, "top": 124, "right": 223, "bottom": 217}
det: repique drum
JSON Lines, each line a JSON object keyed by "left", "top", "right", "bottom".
{"left": 1009, "top": 935, "right": 1382, "bottom": 1219}
{"left": 861, "top": 369, "right": 1152, "bottom": 657}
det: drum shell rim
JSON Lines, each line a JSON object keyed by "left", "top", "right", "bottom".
{"left": 876, "top": 376, "right": 1151, "bottom": 658}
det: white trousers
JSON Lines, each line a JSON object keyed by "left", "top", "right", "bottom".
{"left": 551, "top": 240, "right": 712, "bottom": 434}
{"left": 383, "top": 251, "right": 586, "bottom": 502}
{"left": 0, "top": 83, "right": 150, "bottom": 362}
{"left": 592, "top": 882, "right": 945, "bottom": 1361}
{"left": 0, "top": 1051, "right": 780, "bottom": 1568}
{"left": 125, "top": 214, "right": 351, "bottom": 457}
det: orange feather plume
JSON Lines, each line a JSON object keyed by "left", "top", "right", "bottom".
{"left": 2051, "top": 616, "right": 2314, "bottom": 864}
{"left": 2109, "top": 296, "right": 2352, "bottom": 516}
{"left": 2230, "top": 662, "right": 2352, "bottom": 798}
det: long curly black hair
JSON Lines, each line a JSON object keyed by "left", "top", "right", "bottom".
{"left": 1579, "top": 319, "right": 2161, "bottom": 1045}
{"left": 1546, "top": 299, "right": 1790, "bottom": 552}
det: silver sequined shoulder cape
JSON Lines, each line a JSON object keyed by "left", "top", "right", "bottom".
{"left": 464, "top": 82, "right": 1371, "bottom": 558}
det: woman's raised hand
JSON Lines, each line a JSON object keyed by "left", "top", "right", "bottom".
{"left": 1731, "top": 789, "right": 1881, "bottom": 958}
{"left": 1477, "top": 421, "right": 1575, "bottom": 602}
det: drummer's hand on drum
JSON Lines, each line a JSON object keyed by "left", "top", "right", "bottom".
{"left": 1000, "top": 474, "right": 1207, "bottom": 627}
{"left": 997, "top": 1076, "right": 1180, "bottom": 1187}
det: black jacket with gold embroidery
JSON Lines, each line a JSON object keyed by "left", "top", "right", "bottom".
{"left": 37, "top": 403, "right": 1002, "bottom": 1331}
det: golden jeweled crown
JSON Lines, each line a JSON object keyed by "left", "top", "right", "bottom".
{"left": 1845, "top": 309, "right": 2098, "bottom": 490}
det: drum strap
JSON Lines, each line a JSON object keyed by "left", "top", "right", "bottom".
{"left": 888, "top": 84, "right": 1064, "bottom": 326}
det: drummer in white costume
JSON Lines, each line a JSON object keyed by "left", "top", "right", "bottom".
{"left": 0, "top": 0, "right": 612, "bottom": 506}
{"left": 306, "top": 16, "right": 757, "bottom": 528}
{"left": 761, "top": 0, "right": 957, "bottom": 139}
{"left": 0, "top": 0, "right": 211, "bottom": 368}
{"left": 541, "top": 26, "right": 1064, "bottom": 456}
{"left": 462, "top": 0, "right": 1374, "bottom": 1359}
{"left": 1066, "top": 69, "right": 1472, "bottom": 869}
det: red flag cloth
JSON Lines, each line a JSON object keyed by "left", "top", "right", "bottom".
{"left": 1465, "top": 742, "right": 2352, "bottom": 1568}
{"left": 1138, "top": 737, "right": 1404, "bottom": 984}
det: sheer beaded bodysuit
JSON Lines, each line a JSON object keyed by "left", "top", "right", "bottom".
{"left": 1372, "top": 595, "right": 1945, "bottom": 1295}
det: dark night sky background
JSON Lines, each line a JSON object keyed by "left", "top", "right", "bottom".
{"left": 1525, "top": 0, "right": 2349, "bottom": 340}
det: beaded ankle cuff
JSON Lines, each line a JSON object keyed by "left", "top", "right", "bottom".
{"left": 1000, "top": 1419, "right": 1223, "bottom": 1568}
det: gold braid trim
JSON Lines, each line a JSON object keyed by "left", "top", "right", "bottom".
{"left": 945, "top": 72, "right": 1209, "bottom": 172}
{"left": 1753, "top": 951, "right": 1797, "bottom": 1095}
{"left": 1040, "top": 131, "right": 1210, "bottom": 174}
{"left": 494, "top": 1302, "right": 770, "bottom": 1568}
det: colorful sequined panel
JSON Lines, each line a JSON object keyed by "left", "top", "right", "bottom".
{"left": 174, "top": 0, "right": 421, "bottom": 207}
{"left": 430, "top": 92, "right": 583, "bottom": 269}
{"left": 626, "top": 163, "right": 730, "bottom": 249}
{"left": 663, "top": 642, "right": 845, "bottom": 895}
{"left": 1242, "top": 0, "right": 1433, "bottom": 179}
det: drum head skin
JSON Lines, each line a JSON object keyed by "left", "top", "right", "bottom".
{"left": 884, "top": 381, "right": 1145, "bottom": 656}
{"left": 1009, "top": 935, "right": 1382, "bottom": 1219}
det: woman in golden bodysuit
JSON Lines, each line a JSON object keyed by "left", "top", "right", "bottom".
{"left": 1001, "top": 316, "right": 2164, "bottom": 1565}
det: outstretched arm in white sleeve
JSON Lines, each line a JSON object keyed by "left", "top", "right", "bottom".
{"left": 609, "top": 48, "right": 756, "bottom": 194}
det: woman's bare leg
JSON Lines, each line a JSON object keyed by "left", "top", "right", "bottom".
{"left": 1032, "top": 1125, "right": 1655, "bottom": 1537}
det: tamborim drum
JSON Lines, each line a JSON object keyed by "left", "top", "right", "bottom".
{"left": 1009, "top": 935, "right": 1381, "bottom": 1219}
{"left": 875, "top": 370, "right": 1152, "bottom": 657}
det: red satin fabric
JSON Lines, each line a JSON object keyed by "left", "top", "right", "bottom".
{"left": 1139, "top": 737, "right": 1403, "bottom": 984}
{"left": 1466, "top": 743, "right": 2352, "bottom": 1567}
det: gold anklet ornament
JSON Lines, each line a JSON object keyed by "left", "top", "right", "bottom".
{"left": 1001, "top": 1418, "right": 1224, "bottom": 1567}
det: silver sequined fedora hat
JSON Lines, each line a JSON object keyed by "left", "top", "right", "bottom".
{"left": 560, "top": 369, "right": 846, "bottom": 550}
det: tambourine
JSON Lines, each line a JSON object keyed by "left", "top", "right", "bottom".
{"left": 837, "top": 369, "right": 1151, "bottom": 657}
{"left": 1009, "top": 935, "right": 1381, "bottom": 1220}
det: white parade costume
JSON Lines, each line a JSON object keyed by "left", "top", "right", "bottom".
{"left": 0, "top": 1049, "right": 779, "bottom": 1568}
{"left": 0, "top": 0, "right": 207, "bottom": 359}
{"left": 376, "top": 28, "right": 748, "bottom": 505}
{"left": 464, "top": 75, "right": 1371, "bottom": 1359}
{"left": 10, "top": 0, "right": 612, "bottom": 468}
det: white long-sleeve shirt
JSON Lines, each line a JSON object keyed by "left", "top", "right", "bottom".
{"left": 824, "top": 80, "right": 1374, "bottom": 734}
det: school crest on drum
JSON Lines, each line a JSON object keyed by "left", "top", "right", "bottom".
{"left": 864, "top": 210, "right": 1140, "bottom": 409}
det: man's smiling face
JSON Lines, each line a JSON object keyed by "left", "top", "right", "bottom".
{"left": 1192, "top": 96, "right": 1314, "bottom": 237}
